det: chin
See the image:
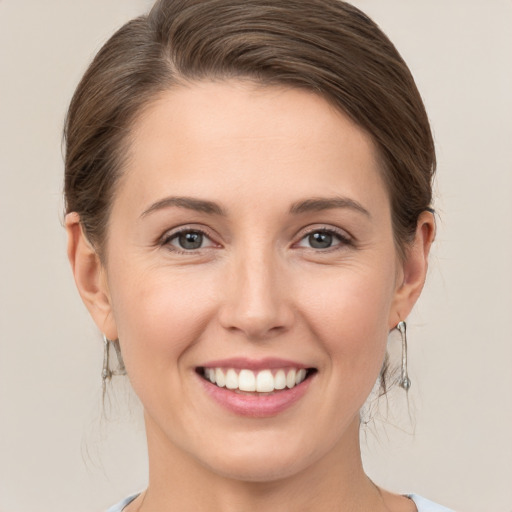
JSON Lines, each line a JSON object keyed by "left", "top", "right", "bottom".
{"left": 192, "top": 430, "right": 325, "bottom": 484}
{"left": 202, "top": 452, "right": 307, "bottom": 483}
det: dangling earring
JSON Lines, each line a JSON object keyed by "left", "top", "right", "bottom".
{"left": 396, "top": 321, "right": 411, "bottom": 391}
{"left": 102, "top": 335, "right": 127, "bottom": 382}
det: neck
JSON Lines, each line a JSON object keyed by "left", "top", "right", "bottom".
{"left": 140, "top": 413, "right": 388, "bottom": 512}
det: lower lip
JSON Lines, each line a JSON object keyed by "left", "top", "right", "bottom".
{"left": 198, "top": 373, "right": 314, "bottom": 418}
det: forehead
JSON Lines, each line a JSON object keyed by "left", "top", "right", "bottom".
{"left": 120, "top": 80, "right": 388, "bottom": 213}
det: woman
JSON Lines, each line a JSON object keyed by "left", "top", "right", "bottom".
{"left": 64, "top": 0, "right": 451, "bottom": 510}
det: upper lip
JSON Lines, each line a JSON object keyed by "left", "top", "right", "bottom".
{"left": 199, "top": 357, "right": 313, "bottom": 371}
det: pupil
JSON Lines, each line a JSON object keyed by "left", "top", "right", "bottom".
{"left": 309, "top": 232, "right": 332, "bottom": 249}
{"left": 179, "top": 232, "right": 203, "bottom": 249}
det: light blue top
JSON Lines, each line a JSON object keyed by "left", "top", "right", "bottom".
{"left": 107, "top": 493, "right": 455, "bottom": 511}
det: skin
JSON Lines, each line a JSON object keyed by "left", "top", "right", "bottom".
{"left": 67, "top": 81, "right": 434, "bottom": 511}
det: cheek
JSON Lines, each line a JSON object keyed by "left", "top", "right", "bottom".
{"left": 295, "top": 264, "right": 395, "bottom": 381}
{"left": 108, "top": 265, "right": 218, "bottom": 379}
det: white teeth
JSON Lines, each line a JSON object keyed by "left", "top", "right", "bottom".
{"left": 203, "top": 367, "right": 310, "bottom": 392}
{"left": 225, "top": 368, "right": 238, "bottom": 390}
{"left": 295, "top": 368, "right": 307, "bottom": 385}
{"left": 274, "top": 369, "right": 287, "bottom": 390}
{"left": 286, "top": 369, "right": 296, "bottom": 388}
{"left": 215, "top": 368, "right": 226, "bottom": 387}
{"left": 238, "top": 369, "right": 256, "bottom": 392}
{"left": 256, "top": 370, "right": 274, "bottom": 392}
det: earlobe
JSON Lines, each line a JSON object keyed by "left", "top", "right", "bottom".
{"left": 389, "top": 210, "right": 436, "bottom": 327}
{"left": 65, "top": 213, "right": 118, "bottom": 340}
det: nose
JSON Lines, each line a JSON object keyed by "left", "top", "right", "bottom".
{"left": 217, "top": 247, "right": 295, "bottom": 341}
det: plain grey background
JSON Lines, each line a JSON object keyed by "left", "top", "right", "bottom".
{"left": 1, "top": 1, "right": 511, "bottom": 511}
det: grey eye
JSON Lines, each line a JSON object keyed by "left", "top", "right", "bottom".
{"left": 164, "top": 228, "right": 217, "bottom": 252}
{"left": 176, "top": 231, "right": 204, "bottom": 250}
{"left": 308, "top": 231, "right": 334, "bottom": 249}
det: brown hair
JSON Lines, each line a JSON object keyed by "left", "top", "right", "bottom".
{"left": 64, "top": 0, "right": 435, "bottom": 263}
{"left": 65, "top": 0, "right": 436, "bottom": 399}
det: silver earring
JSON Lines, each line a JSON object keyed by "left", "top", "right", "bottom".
{"left": 396, "top": 321, "right": 411, "bottom": 391}
{"left": 102, "top": 335, "right": 126, "bottom": 382}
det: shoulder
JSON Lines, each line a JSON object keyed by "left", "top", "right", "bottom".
{"left": 408, "top": 494, "right": 456, "bottom": 512}
{"left": 106, "top": 494, "right": 140, "bottom": 512}
{"left": 106, "top": 492, "right": 454, "bottom": 512}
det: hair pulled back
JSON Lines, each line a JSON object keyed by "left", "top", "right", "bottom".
{"left": 64, "top": 0, "right": 435, "bottom": 261}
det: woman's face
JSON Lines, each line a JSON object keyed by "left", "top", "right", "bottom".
{"left": 76, "top": 81, "right": 427, "bottom": 481}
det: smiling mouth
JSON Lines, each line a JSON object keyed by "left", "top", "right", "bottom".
{"left": 197, "top": 367, "right": 317, "bottom": 394}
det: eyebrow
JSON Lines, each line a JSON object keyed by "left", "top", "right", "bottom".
{"left": 140, "top": 195, "right": 370, "bottom": 219}
{"left": 140, "top": 196, "right": 226, "bottom": 218}
{"left": 289, "top": 197, "right": 371, "bottom": 217}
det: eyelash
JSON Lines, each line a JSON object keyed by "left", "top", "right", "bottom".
{"left": 159, "top": 226, "right": 352, "bottom": 254}
{"left": 160, "top": 226, "right": 218, "bottom": 254}
{"left": 296, "top": 227, "right": 353, "bottom": 251}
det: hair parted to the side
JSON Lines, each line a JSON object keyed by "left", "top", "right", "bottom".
{"left": 64, "top": 0, "right": 436, "bottom": 393}
{"left": 65, "top": 0, "right": 435, "bottom": 260}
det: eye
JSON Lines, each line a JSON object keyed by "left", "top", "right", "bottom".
{"left": 163, "top": 229, "right": 216, "bottom": 251}
{"left": 307, "top": 231, "right": 335, "bottom": 249}
{"left": 296, "top": 228, "right": 351, "bottom": 250}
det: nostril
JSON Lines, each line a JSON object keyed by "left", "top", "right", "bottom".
{"left": 217, "top": 278, "right": 295, "bottom": 340}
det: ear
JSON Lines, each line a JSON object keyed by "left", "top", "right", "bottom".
{"left": 65, "top": 212, "right": 118, "bottom": 340}
{"left": 389, "top": 210, "right": 436, "bottom": 328}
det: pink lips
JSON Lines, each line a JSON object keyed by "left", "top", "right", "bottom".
{"left": 200, "top": 357, "right": 309, "bottom": 371}
{"left": 197, "top": 357, "right": 315, "bottom": 418}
